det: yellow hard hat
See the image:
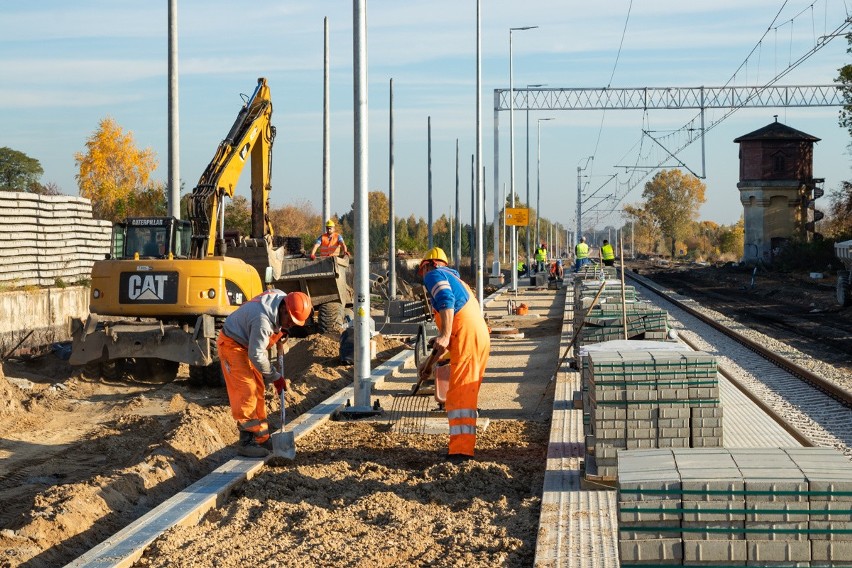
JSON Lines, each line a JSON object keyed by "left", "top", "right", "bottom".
{"left": 325, "top": 219, "right": 335, "bottom": 228}
{"left": 422, "top": 246, "right": 448, "bottom": 264}
{"left": 419, "top": 247, "right": 448, "bottom": 276}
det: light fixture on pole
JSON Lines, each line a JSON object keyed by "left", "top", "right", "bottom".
{"left": 508, "top": 25, "right": 537, "bottom": 291}
{"left": 525, "top": 83, "right": 544, "bottom": 276}
{"left": 535, "top": 117, "right": 554, "bottom": 257}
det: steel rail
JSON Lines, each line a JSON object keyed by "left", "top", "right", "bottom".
{"left": 627, "top": 269, "right": 852, "bottom": 409}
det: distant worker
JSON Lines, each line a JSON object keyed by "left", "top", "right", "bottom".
{"left": 601, "top": 239, "right": 615, "bottom": 267}
{"left": 418, "top": 247, "right": 490, "bottom": 461}
{"left": 549, "top": 259, "right": 564, "bottom": 280}
{"left": 517, "top": 259, "right": 527, "bottom": 278}
{"left": 309, "top": 219, "right": 350, "bottom": 260}
{"left": 217, "top": 289, "right": 313, "bottom": 457}
{"left": 574, "top": 236, "right": 590, "bottom": 272}
{"left": 534, "top": 242, "right": 547, "bottom": 273}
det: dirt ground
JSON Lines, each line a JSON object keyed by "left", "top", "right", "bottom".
{"left": 0, "top": 333, "right": 408, "bottom": 567}
{"left": 135, "top": 420, "right": 548, "bottom": 568}
{"left": 630, "top": 259, "right": 852, "bottom": 372}
{"left": 0, "top": 313, "right": 553, "bottom": 568}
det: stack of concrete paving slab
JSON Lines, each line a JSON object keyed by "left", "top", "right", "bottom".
{"left": 617, "top": 447, "right": 852, "bottom": 566}
{"left": 584, "top": 348, "right": 721, "bottom": 480}
{"left": 573, "top": 264, "right": 617, "bottom": 280}
{"left": 573, "top": 279, "right": 638, "bottom": 312}
{"left": 579, "top": 303, "right": 670, "bottom": 343}
{"left": 572, "top": 279, "right": 669, "bottom": 347}
{"left": 578, "top": 340, "right": 703, "bottom": 408}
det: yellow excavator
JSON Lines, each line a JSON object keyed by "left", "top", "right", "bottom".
{"left": 70, "top": 78, "right": 275, "bottom": 386}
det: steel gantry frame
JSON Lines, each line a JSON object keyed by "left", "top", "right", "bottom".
{"left": 490, "top": 84, "right": 844, "bottom": 273}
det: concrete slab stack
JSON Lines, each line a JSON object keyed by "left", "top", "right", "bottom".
{"left": 585, "top": 348, "right": 721, "bottom": 480}
{"left": 573, "top": 279, "right": 638, "bottom": 312}
{"left": 572, "top": 280, "right": 671, "bottom": 361}
{"left": 573, "top": 265, "right": 618, "bottom": 280}
{"left": 617, "top": 447, "right": 852, "bottom": 566}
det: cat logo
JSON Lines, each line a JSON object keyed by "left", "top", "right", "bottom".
{"left": 119, "top": 271, "right": 178, "bottom": 304}
{"left": 128, "top": 274, "right": 169, "bottom": 300}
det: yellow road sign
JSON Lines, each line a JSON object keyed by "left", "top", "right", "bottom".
{"left": 505, "top": 207, "right": 529, "bottom": 226}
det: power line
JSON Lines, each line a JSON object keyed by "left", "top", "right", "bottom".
{"left": 590, "top": 0, "right": 634, "bottom": 177}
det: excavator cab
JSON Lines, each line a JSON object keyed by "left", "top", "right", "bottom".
{"left": 110, "top": 217, "right": 192, "bottom": 260}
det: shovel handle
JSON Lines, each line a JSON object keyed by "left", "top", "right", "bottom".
{"left": 280, "top": 389, "right": 287, "bottom": 425}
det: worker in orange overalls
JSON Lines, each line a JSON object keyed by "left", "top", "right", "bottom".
{"left": 309, "top": 219, "right": 350, "bottom": 259}
{"left": 418, "top": 247, "right": 490, "bottom": 461}
{"left": 549, "top": 259, "right": 564, "bottom": 280}
{"left": 217, "top": 289, "right": 313, "bottom": 457}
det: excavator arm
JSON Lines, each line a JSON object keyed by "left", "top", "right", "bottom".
{"left": 190, "top": 77, "right": 276, "bottom": 258}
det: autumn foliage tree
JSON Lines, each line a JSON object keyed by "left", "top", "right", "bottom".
{"left": 632, "top": 169, "right": 707, "bottom": 258}
{"left": 75, "top": 117, "right": 164, "bottom": 222}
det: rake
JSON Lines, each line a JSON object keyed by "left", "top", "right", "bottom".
{"left": 386, "top": 348, "right": 441, "bottom": 434}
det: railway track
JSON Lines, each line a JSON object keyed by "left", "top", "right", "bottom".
{"left": 627, "top": 270, "right": 852, "bottom": 458}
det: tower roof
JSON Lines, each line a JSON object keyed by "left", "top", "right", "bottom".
{"left": 734, "top": 120, "right": 820, "bottom": 143}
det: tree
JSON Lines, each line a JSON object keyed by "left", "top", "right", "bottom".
{"left": 639, "top": 169, "right": 707, "bottom": 257}
{"left": 0, "top": 147, "right": 44, "bottom": 192}
{"left": 836, "top": 33, "right": 852, "bottom": 141}
{"left": 268, "top": 199, "right": 321, "bottom": 249}
{"left": 718, "top": 218, "right": 745, "bottom": 258}
{"left": 822, "top": 181, "right": 852, "bottom": 239}
{"left": 75, "top": 117, "right": 159, "bottom": 221}
{"left": 224, "top": 195, "right": 252, "bottom": 237}
{"left": 623, "top": 205, "right": 665, "bottom": 256}
{"left": 30, "top": 181, "right": 64, "bottom": 196}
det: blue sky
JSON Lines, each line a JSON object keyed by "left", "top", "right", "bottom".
{"left": 2, "top": 1, "right": 850, "bottom": 233}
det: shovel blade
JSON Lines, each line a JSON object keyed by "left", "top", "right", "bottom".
{"left": 271, "top": 430, "right": 296, "bottom": 460}
{"left": 271, "top": 429, "right": 296, "bottom": 459}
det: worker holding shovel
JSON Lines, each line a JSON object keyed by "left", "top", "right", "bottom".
{"left": 418, "top": 247, "right": 490, "bottom": 461}
{"left": 217, "top": 289, "right": 313, "bottom": 458}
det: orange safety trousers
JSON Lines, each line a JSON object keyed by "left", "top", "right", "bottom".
{"left": 435, "top": 297, "right": 490, "bottom": 456}
{"left": 217, "top": 331, "right": 283, "bottom": 444}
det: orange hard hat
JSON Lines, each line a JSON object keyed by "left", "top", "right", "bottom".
{"left": 283, "top": 291, "right": 312, "bottom": 326}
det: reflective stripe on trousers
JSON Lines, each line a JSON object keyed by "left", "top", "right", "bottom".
{"left": 217, "top": 333, "right": 272, "bottom": 443}
{"left": 435, "top": 295, "right": 490, "bottom": 456}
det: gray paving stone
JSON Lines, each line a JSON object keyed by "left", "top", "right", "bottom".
{"left": 682, "top": 539, "right": 747, "bottom": 563}
{"left": 618, "top": 538, "right": 683, "bottom": 563}
{"left": 811, "top": 539, "right": 852, "bottom": 564}
{"left": 746, "top": 540, "right": 810, "bottom": 562}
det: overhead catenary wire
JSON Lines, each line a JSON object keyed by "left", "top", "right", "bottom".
{"left": 595, "top": 0, "right": 851, "bottom": 226}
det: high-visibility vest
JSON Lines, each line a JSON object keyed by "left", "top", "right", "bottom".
{"left": 575, "top": 242, "right": 589, "bottom": 259}
{"left": 601, "top": 243, "right": 615, "bottom": 261}
{"left": 535, "top": 247, "right": 547, "bottom": 262}
{"left": 317, "top": 232, "right": 343, "bottom": 256}
{"left": 517, "top": 261, "right": 525, "bottom": 271}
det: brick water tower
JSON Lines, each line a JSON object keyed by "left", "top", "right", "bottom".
{"left": 734, "top": 118, "right": 824, "bottom": 262}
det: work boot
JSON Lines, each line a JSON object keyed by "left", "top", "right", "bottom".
{"left": 237, "top": 431, "right": 269, "bottom": 458}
